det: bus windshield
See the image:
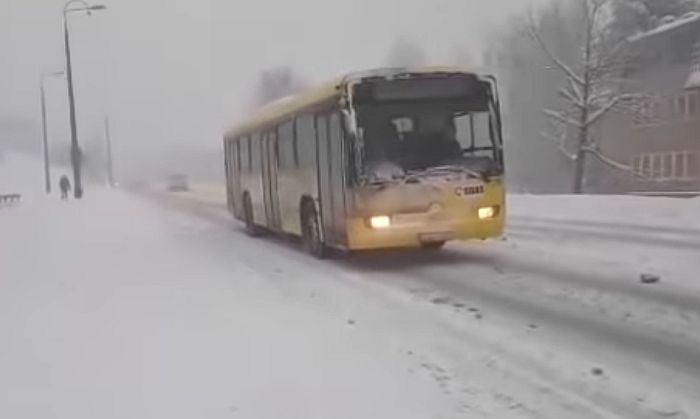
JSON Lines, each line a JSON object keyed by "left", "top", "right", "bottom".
{"left": 353, "top": 80, "right": 501, "bottom": 181}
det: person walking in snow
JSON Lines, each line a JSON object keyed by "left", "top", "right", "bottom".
{"left": 59, "top": 175, "right": 71, "bottom": 200}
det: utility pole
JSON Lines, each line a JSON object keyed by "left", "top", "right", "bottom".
{"left": 39, "top": 71, "right": 64, "bottom": 194}
{"left": 63, "top": 11, "right": 82, "bottom": 199}
{"left": 62, "top": 0, "right": 107, "bottom": 199}
{"left": 104, "top": 116, "right": 115, "bottom": 187}
{"left": 40, "top": 80, "right": 51, "bottom": 194}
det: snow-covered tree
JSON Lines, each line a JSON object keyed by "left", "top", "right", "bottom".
{"left": 610, "top": 0, "right": 700, "bottom": 39}
{"left": 484, "top": 1, "right": 592, "bottom": 193}
{"left": 529, "top": 0, "right": 646, "bottom": 193}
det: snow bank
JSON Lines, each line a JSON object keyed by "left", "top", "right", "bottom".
{"left": 508, "top": 194, "right": 700, "bottom": 229}
{"left": 0, "top": 152, "right": 72, "bottom": 202}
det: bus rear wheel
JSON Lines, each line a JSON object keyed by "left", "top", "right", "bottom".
{"left": 301, "top": 201, "right": 327, "bottom": 259}
{"left": 243, "top": 193, "right": 260, "bottom": 237}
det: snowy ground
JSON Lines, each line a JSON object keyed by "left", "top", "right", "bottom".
{"left": 1, "top": 182, "right": 699, "bottom": 419}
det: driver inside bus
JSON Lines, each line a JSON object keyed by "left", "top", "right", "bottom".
{"left": 363, "top": 119, "right": 404, "bottom": 179}
{"left": 402, "top": 113, "right": 462, "bottom": 170}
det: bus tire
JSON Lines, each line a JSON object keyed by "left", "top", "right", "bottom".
{"left": 301, "top": 200, "right": 327, "bottom": 259}
{"left": 421, "top": 241, "right": 445, "bottom": 250}
{"left": 243, "top": 192, "right": 260, "bottom": 237}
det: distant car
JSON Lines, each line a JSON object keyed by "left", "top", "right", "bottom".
{"left": 166, "top": 174, "right": 189, "bottom": 192}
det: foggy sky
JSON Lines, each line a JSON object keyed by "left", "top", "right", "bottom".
{"left": 1, "top": 0, "right": 536, "bottom": 179}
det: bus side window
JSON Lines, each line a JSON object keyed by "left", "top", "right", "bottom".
{"left": 224, "top": 141, "right": 231, "bottom": 179}
{"left": 235, "top": 140, "right": 241, "bottom": 175}
{"left": 240, "top": 136, "right": 249, "bottom": 173}
{"left": 278, "top": 121, "right": 295, "bottom": 170}
{"left": 296, "top": 114, "right": 316, "bottom": 170}
{"left": 329, "top": 113, "right": 345, "bottom": 188}
{"left": 251, "top": 133, "right": 261, "bottom": 173}
{"left": 230, "top": 138, "right": 239, "bottom": 176}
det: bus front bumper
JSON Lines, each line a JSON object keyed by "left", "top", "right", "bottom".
{"left": 345, "top": 215, "right": 505, "bottom": 250}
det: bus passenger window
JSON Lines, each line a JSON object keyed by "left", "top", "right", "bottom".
{"left": 292, "top": 120, "right": 299, "bottom": 167}
{"left": 240, "top": 136, "right": 249, "bottom": 173}
{"left": 251, "top": 134, "right": 261, "bottom": 173}
{"left": 278, "top": 121, "right": 295, "bottom": 170}
{"left": 296, "top": 114, "right": 316, "bottom": 169}
{"left": 235, "top": 140, "right": 241, "bottom": 174}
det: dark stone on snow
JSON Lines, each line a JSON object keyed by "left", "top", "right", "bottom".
{"left": 591, "top": 367, "right": 604, "bottom": 376}
{"left": 640, "top": 273, "right": 661, "bottom": 284}
{"left": 431, "top": 296, "right": 451, "bottom": 305}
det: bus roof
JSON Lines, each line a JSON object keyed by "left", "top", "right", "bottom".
{"left": 226, "top": 78, "right": 343, "bottom": 139}
{"left": 225, "top": 66, "right": 481, "bottom": 139}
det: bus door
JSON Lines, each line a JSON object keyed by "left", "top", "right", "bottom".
{"left": 316, "top": 113, "right": 348, "bottom": 247}
{"left": 262, "top": 130, "right": 281, "bottom": 231}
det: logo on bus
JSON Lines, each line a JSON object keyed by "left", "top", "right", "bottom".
{"left": 455, "top": 185, "right": 484, "bottom": 197}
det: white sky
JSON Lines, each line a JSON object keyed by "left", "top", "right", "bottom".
{"left": 0, "top": 0, "right": 535, "bottom": 174}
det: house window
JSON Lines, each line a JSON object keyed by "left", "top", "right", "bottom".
{"left": 641, "top": 154, "right": 651, "bottom": 176}
{"left": 677, "top": 96, "right": 687, "bottom": 117}
{"left": 675, "top": 153, "right": 686, "bottom": 178}
{"left": 689, "top": 94, "right": 697, "bottom": 116}
{"left": 663, "top": 153, "right": 673, "bottom": 178}
{"left": 633, "top": 151, "right": 699, "bottom": 181}
{"left": 688, "top": 153, "right": 699, "bottom": 178}
{"left": 667, "top": 92, "right": 700, "bottom": 120}
{"left": 633, "top": 98, "right": 664, "bottom": 127}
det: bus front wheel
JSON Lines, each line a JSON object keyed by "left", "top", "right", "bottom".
{"left": 301, "top": 201, "right": 327, "bottom": 259}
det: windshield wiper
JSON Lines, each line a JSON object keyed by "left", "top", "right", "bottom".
{"left": 409, "top": 165, "right": 484, "bottom": 180}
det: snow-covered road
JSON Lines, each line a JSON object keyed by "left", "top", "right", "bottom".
{"left": 2, "top": 187, "right": 699, "bottom": 419}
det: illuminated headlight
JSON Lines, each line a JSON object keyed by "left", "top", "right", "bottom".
{"left": 478, "top": 206, "right": 497, "bottom": 220}
{"left": 369, "top": 215, "right": 391, "bottom": 229}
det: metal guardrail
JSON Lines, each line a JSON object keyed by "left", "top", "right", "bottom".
{"left": 0, "top": 194, "right": 22, "bottom": 205}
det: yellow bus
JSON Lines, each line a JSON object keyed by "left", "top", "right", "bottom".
{"left": 223, "top": 67, "right": 505, "bottom": 257}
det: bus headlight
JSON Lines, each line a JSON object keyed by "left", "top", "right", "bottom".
{"left": 478, "top": 206, "right": 497, "bottom": 220}
{"left": 369, "top": 215, "right": 391, "bottom": 229}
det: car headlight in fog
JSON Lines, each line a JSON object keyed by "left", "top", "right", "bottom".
{"left": 369, "top": 215, "right": 391, "bottom": 229}
{"left": 478, "top": 206, "right": 497, "bottom": 220}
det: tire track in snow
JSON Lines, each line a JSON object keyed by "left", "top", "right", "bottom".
{"left": 140, "top": 190, "right": 652, "bottom": 419}
{"left": 144, "top": 189, "right": 700, "bottom": 419}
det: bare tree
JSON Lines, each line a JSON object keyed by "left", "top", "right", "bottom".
{"left": 529, "top": 0, "right": 643, "bottom": 193}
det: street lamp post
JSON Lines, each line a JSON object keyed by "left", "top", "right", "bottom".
{"left": 63, "top": 0, "right": 106, "bottom": 199}
{"left": 40, "top": 70, "right": 65, "bottom": 194}
{"left": 104, "top": 116, "right": 115, "bottom": 187}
